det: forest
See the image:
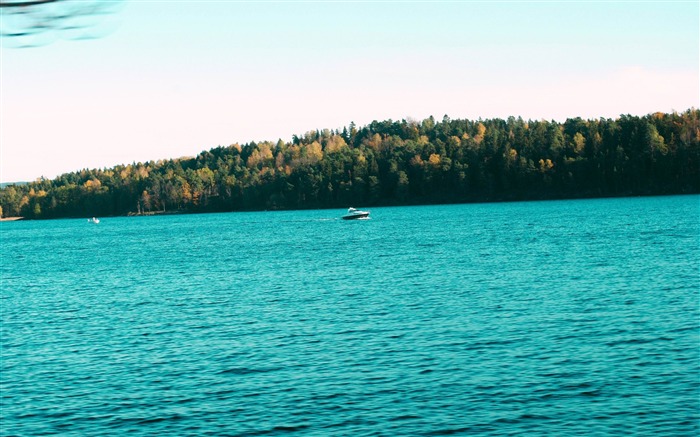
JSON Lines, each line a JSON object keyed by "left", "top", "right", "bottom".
{"left": 1, "top": 110, "right": 698, "bottom": 219}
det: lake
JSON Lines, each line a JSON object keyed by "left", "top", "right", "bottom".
{"left": 1, "top": 196, "right": 698, "bottom": 436}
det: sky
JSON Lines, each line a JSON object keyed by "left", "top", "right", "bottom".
{"left": 1, "top": 0, "right": 698, "bottom": 183}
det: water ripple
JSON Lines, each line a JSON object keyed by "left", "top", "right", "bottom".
{"left": 1, "top": 196, "right": 699, "bottom": 436}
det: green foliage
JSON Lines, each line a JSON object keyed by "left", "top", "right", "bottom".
{"left": 2, "top": 110, "right": 698, "bottom": 219}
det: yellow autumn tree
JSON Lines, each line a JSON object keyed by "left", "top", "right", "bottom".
{"left": 137, "top": 165, "right": 149, "bottom": 179}
{"left": 247, "top": 143, "right": 274, "bottom": 169}
{"left": 303, "top": 141, "right": 324, "bottom": 164}
{"left": 325, "top": 135, "right": 348, "bottom": 154}
{"left": 84, "top": 178, "right": 102, "bottom": 190}
{"left": 182, "top": 181, "right": 192, "bottom": 204}
{"left": 538, "top": 158, "right": 554, "bottom": 172}
{"left": 474, "top": 123, "right": 487, "bottom": 145}
{"left": 573, "top": 132, "right": 586, "bottom": 154}
{"left": 366, "top": 133, "right": 383, "bottom": 151}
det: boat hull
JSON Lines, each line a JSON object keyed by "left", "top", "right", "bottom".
{"left": 342, "top": 212, "right": 370, "bottom": 220}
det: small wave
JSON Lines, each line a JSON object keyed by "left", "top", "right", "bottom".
{"left": 272, "top": 425, "right": 309, "bottom": 432}
{"left": 389, "top": 414, "right": 421, "bottom": 422}
{"left": 322, "top": 417, "right": 372, "bottom": 429}
{"left": 425, "top": 426, "right": 474, "bottom": 435}
{"left": 218, "top": 367, "right": 280, "bottom": 375}
{"left": 240, "top": 424, "right": 310, "bottom": 435}
{"left": 516, "top": 414, "right": 553, "bottom": 421}
{"left": 562, "top": 381, "right": 595, "bottom": 390}
{"left": 606, "top": 337, "right": 674, "bottom": 347}
{"left": 469, "top": 338, "right": 519, "bottom": 348}
{"left": 136, "top": 414, "right": 186, "bottom": 425}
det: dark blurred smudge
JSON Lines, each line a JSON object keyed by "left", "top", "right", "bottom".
{"left": 0, "top": 0, "right": 125, "bottom": 48}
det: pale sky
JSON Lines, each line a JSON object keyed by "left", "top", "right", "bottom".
{"left": 2, "top": 0, "right": 698, "bottom": 183}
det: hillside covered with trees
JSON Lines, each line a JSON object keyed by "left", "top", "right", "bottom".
{"left": 1, "top": 110, "right": 698, "bottom": 219}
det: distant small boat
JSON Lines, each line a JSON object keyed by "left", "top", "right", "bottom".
{"left": 88, "top": 217, "right": 100, "bottom": 224}
{"left": 342, "top": 207, "right": 370, "bottom": 220}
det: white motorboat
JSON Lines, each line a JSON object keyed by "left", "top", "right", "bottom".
{"left": 88, "top": 217, "right": 100, "bottom": 224}
{"left": 342, "top": 207, "right": 370, "bottom": 220}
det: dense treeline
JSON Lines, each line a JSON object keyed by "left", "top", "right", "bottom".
{"left": 2, "top": 110, "right": 698, "bottom": 219}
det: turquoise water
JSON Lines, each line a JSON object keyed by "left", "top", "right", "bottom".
{"left": 2, "top": 196, "right": 699, "bottom": 436}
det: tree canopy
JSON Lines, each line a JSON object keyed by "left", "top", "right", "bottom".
{"left": 2, "top": 110, "right": 698, "bottom": 219}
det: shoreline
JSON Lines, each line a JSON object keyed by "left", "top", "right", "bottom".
{"left": 2, "top": 193, "right": 698, "bottom": 222}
